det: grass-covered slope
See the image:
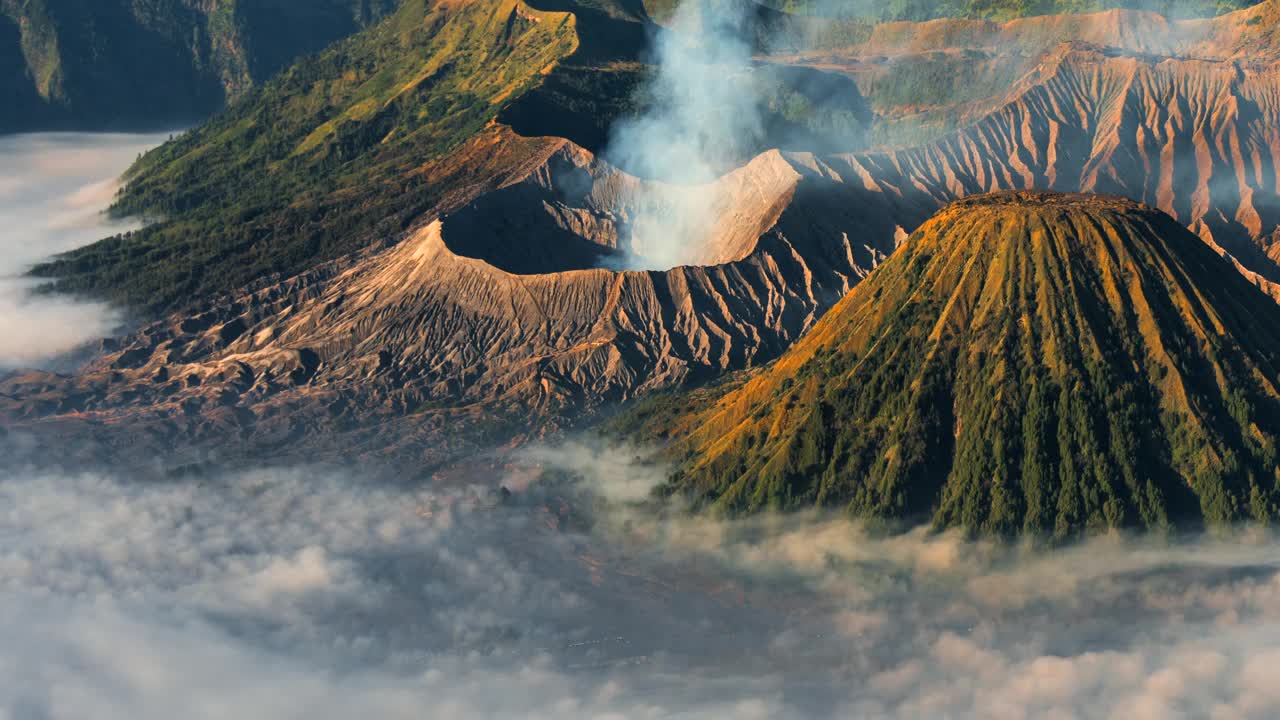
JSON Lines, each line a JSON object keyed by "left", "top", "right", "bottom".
{"left": 34, "top": 0, "right": 878, "bottom": 313}
{"left": 0, "top": 0, "right": 402, "bottom": 133}
{"left": 656, "top": 192, "right": 1280, "bottom": 536}
{"left": 34, "top": 0, "right": 583, "bottom": 312}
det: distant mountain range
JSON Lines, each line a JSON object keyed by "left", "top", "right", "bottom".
{"left": 0, "top": 0, "right": 401, "bottom": 133}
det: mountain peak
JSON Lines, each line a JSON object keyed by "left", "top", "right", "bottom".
{"left": 661, "top": 191, "right": 1280, "bottom": 536}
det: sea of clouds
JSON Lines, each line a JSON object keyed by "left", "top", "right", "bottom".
{"left": 0, "top": 132, "right": 169, "bottom": 368}
{"left": 3, "top": 439, "right": 1280, "bottom": 719}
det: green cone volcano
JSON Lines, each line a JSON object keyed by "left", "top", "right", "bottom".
{"left": 663, "top": 191, "right": 1280, "bottom": 536}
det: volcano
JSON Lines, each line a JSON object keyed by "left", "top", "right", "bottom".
{"left": 661, "top": 191, "right": 1280, "bottom": 536}
{"left": 7, "top": 1, "right": 1280, "bottom": 479}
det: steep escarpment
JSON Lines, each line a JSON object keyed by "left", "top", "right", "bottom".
{"left": 0, "top": 0, "right": 403, "bottom": 133}
{"left": 780, "top": 0, "right": 1280, "bottom": 143}
{"left": 659, "top": 192, "right": 1280, "bottom": 536}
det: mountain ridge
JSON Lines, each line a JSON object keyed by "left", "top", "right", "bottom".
{"left": 654, "top": 191, "right": 1280, "bottom": 535}
{"left": 7, "top": 0, "right": 1280, "bottom": 485}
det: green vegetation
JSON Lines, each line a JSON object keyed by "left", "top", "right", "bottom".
{"left": 34, "top": 0, "right": 877, "bottom": 312}
{"left": 0, "top": 0, "right": 402, "bottom": 132}
{"left": 644, "top": 193, "right": 1280, "bottom": 537}
{"left": 34, "top": 0, "right": 582, "bottom": 312}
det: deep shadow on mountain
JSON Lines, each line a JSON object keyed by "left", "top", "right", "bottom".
{"left": 0, "top": 0, "right": 404, "bottom": 134}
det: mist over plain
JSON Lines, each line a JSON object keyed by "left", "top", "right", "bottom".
{"left": 0, "top": 132, "right": 168, "bottom": 368}
{"left": 1, "top": 438, "right": 1278, "bottom": 719}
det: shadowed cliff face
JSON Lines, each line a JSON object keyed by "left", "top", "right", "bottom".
{"left": 657, "top": 192, "right": 1280, "bottom": 535}
{"left": 0, "top": 0, "right": 404, "bottom": 133}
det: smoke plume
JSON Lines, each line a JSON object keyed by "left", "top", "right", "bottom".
{"left": 605, "top": 0, "right": 763, "bottom": 270}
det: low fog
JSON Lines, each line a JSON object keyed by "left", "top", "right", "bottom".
{"left": 3, "top": 439, "right": 1279, "bottom": 719}
{"left": 0, "top": 132, "right": 168, "bottom": 368}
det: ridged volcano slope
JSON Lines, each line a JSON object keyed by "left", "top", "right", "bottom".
{"left": 780, "top": 43, "right": 1280, "bottom": 300}
{"left": 665, "top": 192, "right": 1280, "bottom": 536}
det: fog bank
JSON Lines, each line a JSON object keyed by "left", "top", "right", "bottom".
{"left": 0, "top": 132, "right": 168, "bottom": 368}
{"left": 3, "top": 450, "right": 1280, "bottom": 719}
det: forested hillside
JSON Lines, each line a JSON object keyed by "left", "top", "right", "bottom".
{"left": 653, "top": 193, "right": 1280, "bottom": 535}
{"left": 0, "top": 0, "right": 401, "bottom": 132}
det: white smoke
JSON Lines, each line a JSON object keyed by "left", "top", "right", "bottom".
{"left": 0, "top": 132, "right": 168, "bottom": 368}
{"left": 605, "top": 0, "right": 762, "bottom": 270}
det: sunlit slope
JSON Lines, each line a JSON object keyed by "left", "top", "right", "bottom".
{"left": 666, "top": 192, "right": 1280, "bottom": 536}
{"left": 34, "top": 0, "right": 869, "bottom": 314}
{"left": 34, "top": 0, "right": 583, "bottom": 311}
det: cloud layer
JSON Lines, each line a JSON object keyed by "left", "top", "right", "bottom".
{"left": 0, "top": 132, "right": 169, "bottom": 368}
{"left": 3, "top": 449, "right": 1280, "bottom": 719}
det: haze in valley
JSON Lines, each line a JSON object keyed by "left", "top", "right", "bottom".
{"left": 0, "top": 132, "right": 168, "bottom": 368}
